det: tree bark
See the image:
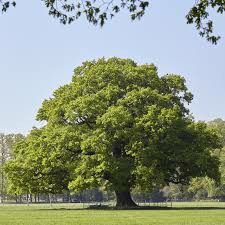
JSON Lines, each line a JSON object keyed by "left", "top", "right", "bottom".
{"left": 115, "top": 190, "right": 137, "bottom": 207}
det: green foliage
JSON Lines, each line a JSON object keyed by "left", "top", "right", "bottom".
{"left": 163, "top": 183, "right": 191, "bottom": 201}
{"left": 5, "top": 128, "right": 71, "bottom": 195}
{"left": 0, "top": 133, "right": 24, "bottom": 201}
{"left": 186, "top": 118, "right": 225, "bottom": 200}
{"left": 186, "top": 0, "right": 225, "bottom": 44}
{"left": 5, "top": 58, "right": 221, "bottom": 201}
{"left": 207, "top": 118, "right": 225, "bottom": 197}
{"left": 208, "top": 118, "right": 225, "bottom": 147}
{"left": 1, "top": 1, "right": 225, "bottom": 44}
{"left": 188, "top": 177, "right": 217, "bottom": 199}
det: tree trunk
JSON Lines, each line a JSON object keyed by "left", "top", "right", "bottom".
{"left": 115, "top": 190, "right": 137, "bottom": 207}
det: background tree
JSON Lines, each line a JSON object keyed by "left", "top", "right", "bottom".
{"left": 208, "top": 118, "right": 225, "bottom": 146}
{"left": 188, "top": 177, "right": 217, "bottom": 200}
{"left": 207, "top": 118, "right": 225, "bottom": 198}
{"left": 0, "top": 133, "right": 24, "bottom": 203}
{"left": 5, "top": 58, "right": 221, "bottom": 207}
{"left": 5, "top": 128, "right": 70, "bottom": 197}
{"left": 186, "top": 119, "right": 225, "bottom": 200}
{"left": 162, "top": 184, "right": 191, "bottom": 201}
{"left": 1, "top": 0, "right": 225, "bottom": 44}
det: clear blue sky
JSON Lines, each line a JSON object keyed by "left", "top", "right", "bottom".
{"left": 0, "top": 0, "right": 225, "bottom": 134}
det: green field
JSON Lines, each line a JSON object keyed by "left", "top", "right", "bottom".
{"left": 1, "top": 202, "right": 225, "bottom": 225}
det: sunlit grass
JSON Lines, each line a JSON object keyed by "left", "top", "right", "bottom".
{"left": 0, "top": 202, "right": 225, "bottom": 225}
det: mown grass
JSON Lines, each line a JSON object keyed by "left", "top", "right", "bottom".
{"left": 0, "top": 202, "right": 225, "bottom": 225}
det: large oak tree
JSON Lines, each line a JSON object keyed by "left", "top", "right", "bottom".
{"left": 5, "top": 58, "right": 221, "bottom": 207}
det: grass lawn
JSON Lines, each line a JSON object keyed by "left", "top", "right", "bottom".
{"left": 0, "top": 203, "right": 225, "bottom": 225}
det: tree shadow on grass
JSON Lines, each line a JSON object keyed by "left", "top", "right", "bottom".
{"left": 39, "top": 205, "right": 225, "bottom": 211}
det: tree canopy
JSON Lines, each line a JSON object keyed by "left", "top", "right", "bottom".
{"left": 1, "top": 0, "right": 225, "bottom": 44}
{"left": 5, "top": 128, "right": 70, "bottom": 195}
{"left": 5, "top": 58, "right": 221, "bottom": 207}
{"left": 0, "top": 133, "right": 24, "bottom": 202}
{"left": 207, "top": 118, "right": 225, "bottom": 197}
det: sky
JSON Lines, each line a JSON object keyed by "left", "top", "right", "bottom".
{"left": 0, "top": 0, "right": 225, "bottom": 134}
